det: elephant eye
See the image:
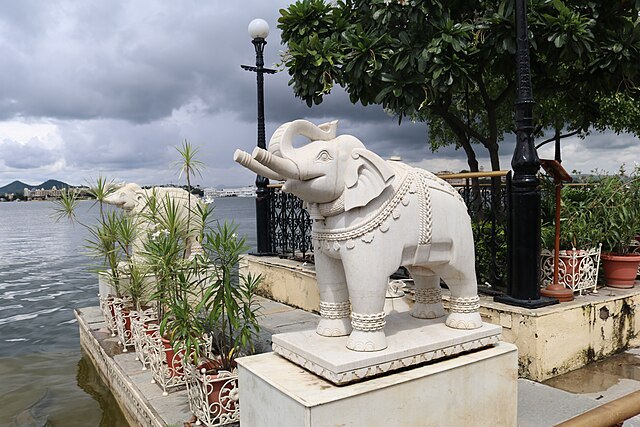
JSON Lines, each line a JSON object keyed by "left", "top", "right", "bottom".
{"left": 316, "top": 150, "right": 333, "bottom": 162}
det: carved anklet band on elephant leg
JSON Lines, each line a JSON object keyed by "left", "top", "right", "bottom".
{"left": 449, "top": 296, "right": 480, "bottom": 313}
{"left": 414, "top": 287, "right": 442, "bottom": 305}
{"left": 319, "top": 301, "right": 351, "bottom": 319}
{"left": 350, "top": 311, "right": 386, "bottom": 332}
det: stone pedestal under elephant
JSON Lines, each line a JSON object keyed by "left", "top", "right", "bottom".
{"left": 234, "top": 119, "right": 482, "bottom": 352}
{"left": 103, "top": 183, "right": 204, "bottom": 260}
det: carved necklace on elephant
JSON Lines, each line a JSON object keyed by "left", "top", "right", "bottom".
{"left": 312, "top": 168, "right": 434, "bottom": 247}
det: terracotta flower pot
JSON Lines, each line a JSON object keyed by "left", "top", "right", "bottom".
{"left": 601, "top": 253, "right": 640, "bottom": 288}
{"left": 197, "top": 362, "right": 238, "bottom": 416}
{"left": 161, "top": 337, "right": 184, "bottom": 377}
{"left": 121, "top": 308, "right": 133, "bottom": 333}
{"left": 143, "top": 320, "right": 159, "bottom": 337}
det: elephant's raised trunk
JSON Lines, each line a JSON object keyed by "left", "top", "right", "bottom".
{"left": 252, "top": 147, "right": 300, "bottom": 180}
{"left": 269, "top": 119, "right": 338, "bottom": 160}
{"left": 233, "top": 149, "right": 285, "bottom": 181}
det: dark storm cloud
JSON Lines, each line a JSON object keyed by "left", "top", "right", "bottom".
{"left": 0, "top": 1, "right": 284, "bottom": 123}
{"left": 0, "top": 138, "right": 59, "bottom": 169}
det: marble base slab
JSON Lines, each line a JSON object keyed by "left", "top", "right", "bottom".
{"left": 272, "top": 312, "right": 501, "bottom": 385}
{"left": 238, "top": 342, "right": 518, "bottom": 427}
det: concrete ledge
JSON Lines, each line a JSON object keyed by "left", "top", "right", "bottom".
{"left": 75, "top": 307, "right": 192, "bottom": 427}
{"left": 242, "top": 255, "right": 320, "bottom": 313}
{"left": 76, "top": 307, "right": 166, "bottom": 427}
{"left": 479, "top": 286, "right": 640, "bottom": 381}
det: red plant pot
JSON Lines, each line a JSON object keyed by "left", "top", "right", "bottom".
{"left": 121, "top": 308, "right": 133, "bottom": 333}
{"left": 161, "top": 337, "right": 184, "bottom": 377}
{"left": 601, "top": 253, "right": 640, "bottom": 288}
{"left": 143, "top": 320, "right": 159, "bottom": 337}
{"left": 196, "top": 364, "right": 238, "bottom": 416}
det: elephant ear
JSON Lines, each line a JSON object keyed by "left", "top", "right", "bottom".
{"left": 344, "top": 148, "right": 395, "bottom": 211}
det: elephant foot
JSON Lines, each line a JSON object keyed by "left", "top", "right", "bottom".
{"left": 446, "top": 295, "right": 482, "bottom": 329}
{"left": 445, "top": 312, "right": 483, "bottom": 329}
{"left": 346, "top": 330, "right": 387, "bottom": 352}
{"left": 316, "top": 317, "right": 352, "bottom": 337}
{"left": 346, "top": 311, "right": 387, "bottom": 351}
{"left": 411, "top": 287, "right": 445, "bottom": 319}
{"left": 410, "top": 302, "right": 446, "bottom": 319}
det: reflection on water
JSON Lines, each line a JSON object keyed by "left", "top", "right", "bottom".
{"left": 76, "top": 352, "right": 129, "bottom": 427}
{"left": 0, "top": 198, "right": 256, "bottom": 425}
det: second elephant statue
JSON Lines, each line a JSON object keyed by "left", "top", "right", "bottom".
{"left": 103, "top": 183, "right": 204, "bottom": 260}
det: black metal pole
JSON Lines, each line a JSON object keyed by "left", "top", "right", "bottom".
{"left": 242, "top": 37, "right": 276, "bottom": 255}
{"left": 495, "top": 0, "right": 557, "bottom": 308}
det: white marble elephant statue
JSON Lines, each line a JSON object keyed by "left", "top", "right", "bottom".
{"left": 234, "top": 119, "right": 482, "bottom": 352}
{"left": 103, "top": 183, "right": 204, "bottom": 260}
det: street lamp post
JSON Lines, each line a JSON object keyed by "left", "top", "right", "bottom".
{"left": 494, "top": 0, "right": 557, "bottom": 308}
{"left": 242, "top": 18, "right": 276, "bottom": 255}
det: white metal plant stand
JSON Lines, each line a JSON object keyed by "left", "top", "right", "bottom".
{"left": 184, "top": 362, "right": 240, "bottom": 426}
{"left": 131, "top": 309, "right": 158, "bottom": 370}
{"left": 99, "top": 296, "right": 117, "bottom": 336}
{"left": 114, "top": 303, "right": 135, "bottom": 352}
{"left": 148, "top": 335, "right": 188, "bottom": 395}
{"left": 540, "top": 244, "right": 602, "bottom": 295}
{"left": 147, "top": 334, "right": 213, "bottom": 396}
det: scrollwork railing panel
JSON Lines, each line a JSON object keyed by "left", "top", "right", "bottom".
{"left": 540, "top": 245, "right": 602, "bottom": 295}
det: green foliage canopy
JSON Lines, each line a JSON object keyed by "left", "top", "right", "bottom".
{"left": 279, "top": 0, "right": 640, "bottom": 171}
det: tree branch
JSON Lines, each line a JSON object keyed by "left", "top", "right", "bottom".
{"left": 535, "top": 129, "right": 581, "bottom": 149}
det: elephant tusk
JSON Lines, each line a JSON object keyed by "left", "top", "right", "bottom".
{"left": 233, "top": 149, "right": 285, "bottom": 181}
{"left": 252, "top": 147, "right": 300, "bottom": 180}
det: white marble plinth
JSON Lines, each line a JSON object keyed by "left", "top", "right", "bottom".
{"left": 238, "top": 342, "right": 518, "bottom": 427}
{"left": 272, "top": 312, "right": 501, "bottom": 384}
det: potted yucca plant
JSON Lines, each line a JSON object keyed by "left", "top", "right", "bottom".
{"left": 183, "top": 220, "right": 262, "bottom": 426}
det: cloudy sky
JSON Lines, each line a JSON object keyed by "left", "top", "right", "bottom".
{"left": 0, "top": 1, "right": 638, "bottom": 189}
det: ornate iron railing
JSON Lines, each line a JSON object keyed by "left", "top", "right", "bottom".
{"left": 438, "top": 171, "right": 510, "bottom": 295}
{"left": 267, "top": 185, "right": 313, "bottom": 259}
{"left": 266, "top": 171, "right": 510, "bottom": 294}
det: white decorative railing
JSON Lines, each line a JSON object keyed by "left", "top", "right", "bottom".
{"left": 99, "top": 296, "right": 118, "bottom": 336}
{"left": 147, "top": 334, "right": 213, "bottom": 396}
{"left": 131, "top": 309, "right": 158, "bottom": 370}
{"left": 540, "top": 244, "right": 602, "bottom": 295}
{"left": 184, "top": 362, "right": 240, "bottom": 426}
{"left": 114, "top": 303, "right": 136, "bottom": 352}
{"left": 148, "top": 335, "right": 188, "bottom": 395}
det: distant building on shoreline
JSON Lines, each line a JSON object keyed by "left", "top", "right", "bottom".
{"left": 23, "top": 186, "right": 87, "bottom": 201}
{"left": 203, "top": 185, "right": 256, "bottom": 201}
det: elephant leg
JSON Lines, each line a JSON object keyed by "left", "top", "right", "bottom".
{"left": 441, "top": 269, "right": 482, "bottom": 330}
{"left": 407, "top": 267, "right": 445, "bottom": 319}
{"left": 314, "top": 251, "right": 352, "bottom": 337}
{"left": 343, "top": 264, "right": 388, "bottom": 352}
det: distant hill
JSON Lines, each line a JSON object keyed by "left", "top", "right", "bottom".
{"left": 0, "top": 179, "right": 71, "bottom": 194}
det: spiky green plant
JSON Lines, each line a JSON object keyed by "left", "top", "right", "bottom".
{"left": 87, "top": 175, "right": 117, "bottom": 222}
{"left": 202, "top": 221, "right": 262, "bottom": 368}
{"left": 52, "top": 188, "right": 80, "bottom": 223}
{"left": 174, "top": 139, "right": 205, "bottom": 237}
{"left": 53, "top": 178, "right": 136, "bottom": 298}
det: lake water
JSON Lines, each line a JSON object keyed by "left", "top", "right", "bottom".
{"left": 0, "top": 197, "right": 256, "bottom": 426}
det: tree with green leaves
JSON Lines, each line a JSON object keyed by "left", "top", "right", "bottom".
{"left": 278, "top": 0, "right": 640, "bottom": 172}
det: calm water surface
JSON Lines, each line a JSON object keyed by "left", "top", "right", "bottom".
{"left": 0, "top": 197, "right": 256, "bottom": 426}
